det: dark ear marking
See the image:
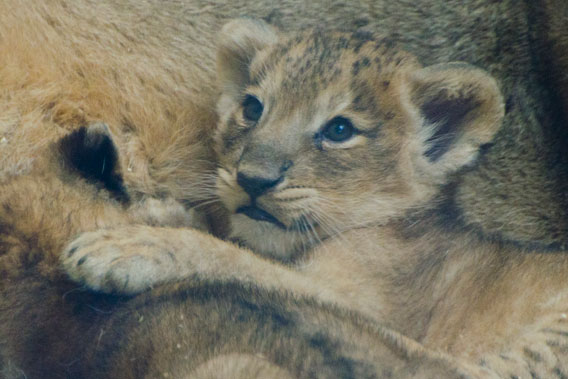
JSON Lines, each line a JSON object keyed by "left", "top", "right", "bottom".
{"left": 407, "top": 62, "right": 504, "bottom": 170}
{"left": 58, "top": 123, "right": 129, "bottom": 202}
{"left": 422, "top": 92, "right": 480, "bottom": 161}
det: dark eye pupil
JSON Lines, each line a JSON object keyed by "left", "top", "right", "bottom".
{"left": 334, "top": 124, "right": 346, "bottom": 134}
{"left": 323, "top": 117, "right": 354, "bottom": 142}
{"left": 242, "top": 95, "right": 263, "bottom": 122}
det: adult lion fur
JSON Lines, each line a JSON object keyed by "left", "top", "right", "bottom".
{"left": 1, "top": 0, "right": 568, "bottom": 377}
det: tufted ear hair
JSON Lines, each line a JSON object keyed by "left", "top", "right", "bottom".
{"left": 404, "top": 62, "right": 504, "bottom": 177}
{"left": 217, "top": 18, "right": 279, "bottom": 99}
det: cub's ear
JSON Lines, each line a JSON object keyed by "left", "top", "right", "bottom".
{"left": 404, "top": 62, "right": 504, "bottom": 177}
{"left": 58, "top": 122, "right": 129, "bottom": 202}
{"left": 217, "top": 18, "right": 279, "bottom": 99}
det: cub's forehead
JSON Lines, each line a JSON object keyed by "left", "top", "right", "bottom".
{"left": 249, "top": 30, "right": 416, "bottom": 99}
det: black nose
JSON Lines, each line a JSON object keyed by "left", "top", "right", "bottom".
{"left": 237, "top": 172, "right": 282, "bottom": 199}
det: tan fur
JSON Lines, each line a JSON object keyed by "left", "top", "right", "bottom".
{"left": 1, "top": 0, "right": 567, "bottom": 247}
{"left": 0, "top": 0, "right": 218, "bottom": 204}
{"left": 187, "top": 353, "right": 295, "bottom": 379}
{"left": 64, "top": 22, "right": 568, "bottom": 378}
{"left": 1, "top": 0, "right": 568, "bottom": 377}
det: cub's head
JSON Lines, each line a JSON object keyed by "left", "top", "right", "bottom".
{"left": 214, "top": 19, "right": 504, "bottom": 260}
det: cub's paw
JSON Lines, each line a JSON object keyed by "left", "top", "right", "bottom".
{"left": 62, "top": 228, "right": 180, "bottom": 295}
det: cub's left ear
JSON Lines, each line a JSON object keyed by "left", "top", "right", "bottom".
{"left": 404, "top": 62, "right": 504, "bottom": 176}
{"left": 217, "top": 18, "right": 279, "bottom": 99}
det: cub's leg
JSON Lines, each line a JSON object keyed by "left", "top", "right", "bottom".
{"left": 62, "top": 225, "right": 314, "bottom": 296}
{"left": 62, "top": 224, "right": 389, "bottom": 322}
{"left": 61, "top": 225, "right": 502, "bottom": 378}
{"left": 470, "top": 307, "right": 568, "bottom": 378}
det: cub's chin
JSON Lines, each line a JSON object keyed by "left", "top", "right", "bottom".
{"left": 229, "top": 213, "right": 313, "bottom": 261}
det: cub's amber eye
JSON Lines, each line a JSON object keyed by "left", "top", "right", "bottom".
{"left": 242, "top": 95, "right": 263, "bottom": 122}
{"left": 322, "top": 117, "right": 355, "bottom": 142}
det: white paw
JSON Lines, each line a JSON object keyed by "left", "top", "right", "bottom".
{"left": 62, "top": 229, "right": 179, "bottom": 295}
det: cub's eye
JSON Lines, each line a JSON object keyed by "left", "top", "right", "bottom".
{"left": 322, "top": 117, "right": 355, "bottom": 142}
{"left": 242, "top": 95, "right": 263, "bottom": 122}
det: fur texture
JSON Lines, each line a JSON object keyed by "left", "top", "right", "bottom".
{"left": 1, "top": 0, "right": 568, "bottom": 377}
{"left": 65, "top": 23, "right": 568, "bottom": 378}
{"left": 1, "top": 0, "right": 567, "bottom": 246}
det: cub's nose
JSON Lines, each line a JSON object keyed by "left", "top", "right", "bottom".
{"left": 237, "top": 172, "right": 282, "bottom": 199}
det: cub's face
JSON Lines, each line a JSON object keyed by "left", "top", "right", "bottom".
{"left": 214, "top": 20, "right": 504, "bottom": 260}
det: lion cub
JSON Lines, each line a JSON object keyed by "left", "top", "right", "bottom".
{"left": 64, "top": 20, "right": 568, "bottom": 376}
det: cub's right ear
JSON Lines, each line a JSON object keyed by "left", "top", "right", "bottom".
{"left": 217, "top": 18, "right": 279, "bottom": 99}
{"left": 403, "top": 62, "right": 504, "bottom": 179}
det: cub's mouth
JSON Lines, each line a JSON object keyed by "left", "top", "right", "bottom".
{"left": 235, "top": 205, "right": 320, "bottom": 234}
{"left": 236, "top": 205, "right": 286, "bottom": 229}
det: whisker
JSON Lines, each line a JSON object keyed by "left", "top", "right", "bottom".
{"left": 299, "top": 217, "right": 316, "bottom": 252}
{"left": 306, "top": 200, "right": 356, "bottom": 254}
{"left": 272, "top": 197, "right": 309, "bottom": 203}
{"left": 192, "top": 198, "right": 223, "bottom": 210}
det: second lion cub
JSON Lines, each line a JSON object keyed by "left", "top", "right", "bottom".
{"left": 64, "top": 20, "right": 568, "bottom": 376}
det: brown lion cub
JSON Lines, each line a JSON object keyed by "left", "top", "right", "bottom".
{"left": 64, "top": 20, "right": 568, "bottom": 376}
